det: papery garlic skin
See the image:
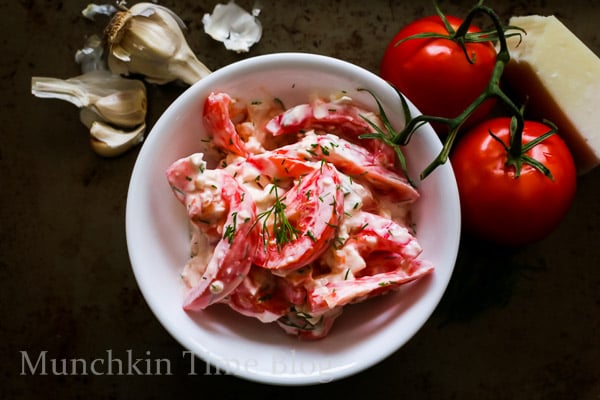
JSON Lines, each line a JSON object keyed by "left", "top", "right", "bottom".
{"left": 31, "top": 70, "right": 147, "bottom": 128}
{"left": 82, "top": 3, "right": 117, "bottom": 21}
{"left": 203, "top": 1, "right": 262, "bottom": 53}
{"left": 106, "top": 3, "right": 211, "bottom": 85}
{"left": 89, "top": 120, "right": 145, "bottom": 157}
{"left": 75, "top": 35, "right": 107, "bottom": 73}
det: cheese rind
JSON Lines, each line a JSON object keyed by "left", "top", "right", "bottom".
{"left": 505, "top": 15, "right": 600, "bottom": 174}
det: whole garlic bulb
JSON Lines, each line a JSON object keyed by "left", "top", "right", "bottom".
{"left": 105, "top": 3, "right": 212, "bottom": 85}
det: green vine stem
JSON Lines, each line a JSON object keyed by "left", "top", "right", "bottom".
{"left": 363, "top": 1, "right": 560, "bottom": 181}
{"left": 416, "top": 3, "right": 521, "bottom": 178}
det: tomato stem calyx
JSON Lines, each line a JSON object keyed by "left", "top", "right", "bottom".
{"left": 489, "top": 115, "right": 557, "bottom": 179}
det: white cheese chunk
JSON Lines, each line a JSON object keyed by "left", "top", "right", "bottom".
{"left": 505, "top": 15, "right": 600, "bottom": 174}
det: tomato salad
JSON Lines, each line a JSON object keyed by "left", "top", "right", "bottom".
{"left": 166, "top": 91, "right": 433, "bottom": 339}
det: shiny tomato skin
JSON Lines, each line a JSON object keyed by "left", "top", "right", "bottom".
{"left": 451, "top": 118, "right": 577, "bottom": 246}
{"left": 380, "top": 15, "right": 497, "bottom": 130}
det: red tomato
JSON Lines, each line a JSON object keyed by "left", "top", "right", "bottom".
{"left": 380, "top": 15, "right": 497, "bottom": 131}
{"left": 227, "top": 265, "right": 301, "bottom": 322}
{"left": 253, "top": 164, "right": 345, "bottom": 273}
{"left": 451, "top": 118, "right": 577, "bottom": 246}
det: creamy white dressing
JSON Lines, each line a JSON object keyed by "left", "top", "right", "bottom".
{"left": 280, "top": 104, "right": 312, "bottom": 127}
{"left": 181, "top": 224, "right": 212, "bottom": 288}
{"left": 190, "top": 153, "right": 206, "bottom": 170}
{"left": 193, "top": 172, "right": 226, "bottom": 222}
{"left": 244, "top": 135, "right": 265, "bottom": 154}
{"left": 376, "top": 193, "right": 412, "bottom": 224}
{"left": 209, "top": 280, "right": 224, "bottom": 294}
{"left": 224, "top": 160, "right": 280, "bottom": 212}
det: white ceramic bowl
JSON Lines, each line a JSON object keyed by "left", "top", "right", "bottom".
{"left": 126, "top": 52, "right": 460, "bottom": 385}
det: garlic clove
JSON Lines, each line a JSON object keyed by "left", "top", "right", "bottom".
{"left": 79, "top": 107, "right": 101, "bottom": 129}
{"left": 89, "top": 121, "right": 145, "bottom": 157}
{"left": 92, "top": 86, "right": 146, "bottom": 128}
{"left": 31, "top": 70, "right": 147, "bottom": 128}
{"left": 106, "top": 3, "right": 211, "bottom": 85}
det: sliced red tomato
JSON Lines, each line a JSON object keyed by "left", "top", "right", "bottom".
{"left": 164, "top": 163, "right": 259, "bottom": 311}
{"left": 227, "top": 265, "right": 302, "bottom": 323}
{"left": 253, "top": 163, "right": 344, "bottom": 273}
{"left": 264, "top": 98, "right": 395, "bottom": 165}
{"left": 203, "top": 91, "right": 249, "bottom": 157}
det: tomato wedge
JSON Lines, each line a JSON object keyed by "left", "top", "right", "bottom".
{"left": 203, "top": 91, "right": 249, "bottom": 157}
{"left": 167, "top": 157, "right": 259, "bottom": 311}
{"left": 227, "top": 265, "right": 305, "bottom": 323}
{"left": 253, "top": 163, "right": 344, "bottom": 274}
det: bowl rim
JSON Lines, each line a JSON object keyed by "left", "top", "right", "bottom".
{"left": 126, "top": 52, "right": 461, "bottom": 385}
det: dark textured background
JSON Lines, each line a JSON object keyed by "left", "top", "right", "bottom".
{"left": 2, "top": 0, "right": 599, "bottom": 398}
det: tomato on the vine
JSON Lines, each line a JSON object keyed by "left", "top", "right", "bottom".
{"left": 380, "top": 15, "right": 497, "bottom": 131}
{"left": 451, "top": 117, "right": 577, "bottom": 246}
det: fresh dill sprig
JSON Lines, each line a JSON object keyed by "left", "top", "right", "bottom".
{"left": 357, "top": 87, "right": 415, "bottom": 186}
{"left": 223, "top": 211, "right": 238, "bottom": 244}
{"left": 253, "top": 178, "right": 299, "bottom": 250}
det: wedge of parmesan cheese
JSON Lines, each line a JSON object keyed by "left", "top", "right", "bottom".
{"left": 505, "top": 15, "right": 600, "bottom": 174}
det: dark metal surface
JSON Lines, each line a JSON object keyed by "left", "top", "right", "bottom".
{"left": 2, "top": 0, "right": 599, "bottom": 398}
